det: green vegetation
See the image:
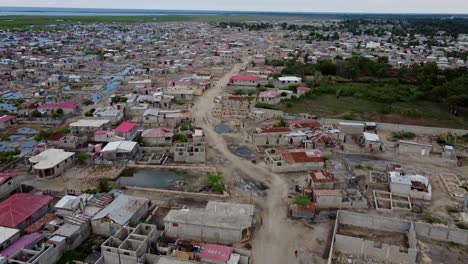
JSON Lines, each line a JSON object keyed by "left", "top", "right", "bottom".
{"left": 456, "top": 223, "right": 468, "bottom": 230}
{"left": 423, "top": 212, "right": 442, "bottom": 224}
{"left": 0, "top": 148, "right": 20, "bottom": 162}
{"left": 172, "top": 134, "right": 187, "bottom": 143}
{"left": 34, "top": 128, "right": 69, "bottom": 141}
{"left": 83, "top": 99, "right": 94, "bottom": 106}
{"left": 233, "top": 89, "right": 256, "bottom": 96}
{"left": 392, "top": 131, "right": 416, "bottom": 141}
{"left": 0, "top": 134, "right": 10, "bottom": 141}
{"left": 255, "top": 102, "right": 280, "bottom": 110}
{"left": 84, "top": 108, "right": 95, "bottom": 117}
{"left": 273, "top": 118, "right": 288, "bottom": 128}
{"left": 244, "top": 243, "right": 252, "bottom": 250}
{"left": 292, "top": 195, "right": 312, "bottom": 206}
{"left": 57, "top": 237, "right": 102, "bottom": 264}
{"left": 179, "top": 123, "right": 193, "bottom": 132}
{"left": 111, "top": 96, "right": 128, "bottom": 104}
{"left": 0, "top": 15, "right": 252, "bottom": 31}
{"left": 83, "top": 177, "right": 113, "bottom": 194}
{"left": 76, "top": 153, "right": 90, "bottom": 164}
{"left": 207, "top": 173, "right": 225, "bottom": 194}
{"left": 31, "top": 110, "right": 42, "bottom": 118}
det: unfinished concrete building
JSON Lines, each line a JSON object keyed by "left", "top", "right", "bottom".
{"left": 100, "top": 224, "right": 160, "bottom": 264}
{"left": 163, "top": 201, "right": 254, "bottom": 244}
{"left": 264, "top": 148, "right": 324, "bottom": 173}
{"left": 313, "top": 189, "right": 368, "bottom": 209}
{"left": 174, "top": 143, "right": 205, "bottom": 163}
{"left": 329, "top": 210, "right": 468, "bottom": 264}
{"left": 397, "top": 140, "right": 432, "bottom": 157}
{"left": 212, "top": 96, "right": 251, "bottom": 118}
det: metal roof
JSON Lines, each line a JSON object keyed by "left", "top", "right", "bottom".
{"left": 92, "top": 194, "right": 148, "bottom": 225}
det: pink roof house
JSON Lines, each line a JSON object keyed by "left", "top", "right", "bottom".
{"left": 258, "top": 90, "right": 282, "bottom": 104}
{"left": 200, "top": 244, "right": 233, "bottom": 263}
{"left": 114, "top": 122, "right": 138, "bottom": 140}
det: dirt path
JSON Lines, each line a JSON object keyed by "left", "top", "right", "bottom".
{"left": 191, "top": 51, "right": 323, "bottom": 264}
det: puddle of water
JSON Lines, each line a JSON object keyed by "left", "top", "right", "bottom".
{"left": 117, "top": 168, "right": 194, "bottom": 189}
{"left": 235, "top": 147, "right": 255, "bottom": 159}
{"left": 215, "top": 124, "right": 231, "bottom": 134}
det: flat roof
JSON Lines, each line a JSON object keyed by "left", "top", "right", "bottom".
{"left": 101, "top": 141, "right": 137, "bottom": 153}
{"left": 398, "top": 140, "right": 433, "bottom": 147}
{"left": 29, "top": 149, "right": 75, "bottom": 170}
{"left": 363, "top": 132, "right": 380, "bottom": 142}
{"left": 69, "top": 119, "right": 110, "bottom": 128}
{"left": 0, "top": 226, "right": 20, "bottom": 245}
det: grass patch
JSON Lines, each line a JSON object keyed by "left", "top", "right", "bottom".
{"left": 0, "top": 15, "right": 252, "bottom": 30}
{"left": 392, "top": 131, "right": 416, "bottom": 141}
{"left": 423, "top": 212, "right": 442, "bottom": 224}
{"left": 292, "top": 195, "right": 312, "bottom": 206}
{"left": 280, "top": 93, "right": 468, "bottom": 129}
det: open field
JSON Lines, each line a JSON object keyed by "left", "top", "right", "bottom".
{"left": 0, "top": 15, "right": 252, "bottom": 30}
{"left": 280, "top": 94, "right": 468, "bottom": 129}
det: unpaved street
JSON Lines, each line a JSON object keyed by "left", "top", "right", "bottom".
{"left": 192, "top": 52, "right": 327, "bottom": 264}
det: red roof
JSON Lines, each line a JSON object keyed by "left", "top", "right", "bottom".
{"left": 0, "top": 193, "right": 53, "bottom": 228}
{"left": 259, "top": 90, "right": 281, "bottom": 98}
{"left": 200, "top": 244, "right": 233, "bottom": 262}
{"left": 0, "top": 115, "right": 15, "bottom": 123}
{"left": 142, "top": 128, "right": 173, "bottom": 138}
{"left": 0, "top": 172, "right": 17, "bottom": 185}
{"left": 115, "top": 122, "right": 136, "bottom": 133}
{"left": 259, "top": 127, "right": 291, "bottom": 134}
{"left": 281, "top": 149, "right": 323, "bottom": 163}
{"left": 297, "top": 86, "right": 311, "bottom": 92}
{"left": 0, "top": 232, "right": 43, "bottom": 257}
{"left": 291, "top": 203, "right": 315, "bottom": 212}
{"left": 288, "top": 120, "right": 320, "bottom": 129}
{"left": 46, "top": 134, "right": 64, "bottom": 141}
{"left": 230, "top": 75, "right": 257, "bottom": 82}
{"left": 38, "top": 102, "right": 78, "bottom": 109}
{"left": 228, "top": 96, "right": 248, "bottom": 101}
{"left": 25, "top": 213, "right": 56, "bottom": 234}
{"left": 309, "top": 170, "right": 334, "bottom": 183}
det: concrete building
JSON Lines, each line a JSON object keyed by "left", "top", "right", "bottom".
{"left": 397, "top": 140, "right": 432, "bottom": 157}
{"left": 4, "top": 234, "right": 66, "bottom": 264}
{"left": 362, "top": 132, "right": 382, "bottom": 152}
{"left": 164, "top": 201, "right": 254, "bottom": 244}
{"left": 0, "top": 193, "right": 53, "bottom": 230}
{"left": 278, "top": 76, "right": 302, "bottom": 86}
{"left": 389, "top": 172, "right": 432, "bottom": 200}
{"left": 308, "top": 170, "right": 335, "bottom": 189}
{"left": 250, "top": 127, "right": 306, "bottom": 147}
{"left": 100, "top": 224, "right": 159, "bottom": 264}
{"left": 329, "top": 210, "right": 468, "bottom": 264}
{"left": 114, "top": 121, "right": 138, "bottom": 140}
{"left": 91, "top": 194, "right": 150, "bottom": 236}
{"left": 0, "top": 172, "right": 21, "bottom": 201}
{"left": 0, "top": 115, "right": 16, "bottom": 130}
{"left": 174, "top": 143, "right": 206, "bottom": 163}
{"left": 212, "top": 96, "right": 250, "bottom": 118}
{"left": 314, "top": 189, "right": 368, "bottom": 209}
{"left": 141, "top": 128, "right": 174, "bottom": 146}
{"left": 46, "top": 134, "right": 81, "bottom": 150}
{"left": 69, "top": 119, "right": 112, "bottom": 140}
{"left": 228, "top": 76, "right": 258, "bottom": 87}
{"left": 0, "top": 227, "right": 20, "bottom": 251}
{"left": 101, "top": 141, "right": 140, "bottom": 162}
{"left": 338, "top": 122, "right": 365, "bottom": 143}
{"left": 265, "top": 148, "right": 324, "bottom": 173}
{"left": 142, "top": 109, "right": 191, "bottom": 128}
{"left": 93, "top": 104, "right": 125, "bottom": 122}
{"left": 29, "top": 149, "right": 75, "bottom": 178}
{"left": 258, "top": 90, "right": 282, "bottom": 105}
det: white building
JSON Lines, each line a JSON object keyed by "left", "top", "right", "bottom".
{"left": 29, "top": 149, "right": 75, "bottom": 178}
{"left": 389, "top": 172, "right": 432, "bottom": 200}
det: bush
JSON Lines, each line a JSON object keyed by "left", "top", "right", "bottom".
{"left": 207, "top": 173, "right": 225, "bottom": 194}
{"left": 255, "top": 102, "right": 280, "bottom": 110}
{"left": 172, "top": 134, "right": 187, "bottom": 143}
{"left": 0, "top": 134, "right": 10, "bottom": 141}
{"left": 244, "top": 243, "right": 252, "bottom": 250}
{"left": 83, "top": 99, "right": 94, "bottom": 106}
{"left": 31, "top": 110, "right": 42, "bottom": 118}
{"left": 423, "top": 212, "right": 442, "bottom": 224}
{"left": 456, "top": 223, "right": 468, "bottom": 230}
{"left": 292, "top": 195, "right": 311, "bottom": 206}
{"left": 76, "top": 153, "right": 90, "bottom": 164}
{"left": 98, "top": 178, "right": 113, "bottom": 193}
{"left": 392, "top": 131, "right": 416, "bottom": 140}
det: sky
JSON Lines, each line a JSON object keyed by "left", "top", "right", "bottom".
{"left": 1, "top": 0, "right": 468, "bottom": 14}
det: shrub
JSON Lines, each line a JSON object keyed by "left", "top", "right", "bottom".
{"left": 392, "top": 131, "right": 416, "bottom": 140}
{"left": 244, "top": 243, "right": 252, "bottom": 250}
{"left": 423, "top": 212, "right": 442, "bottom": 224}
{"left": 207, "top": 173, "right": 225, "bottom": 194}
{"left": 76, "top": 153, "right": 90, "bottom": 164}
{"left": 255, "top": 103, "right": 280, "bottom": 110}
{"left": 292, "top": 195, "right": 312, "bottom": 206}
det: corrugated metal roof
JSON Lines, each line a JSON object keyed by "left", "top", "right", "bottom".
{"left": 92, "top": 194, "right": 148, "bottom": 225}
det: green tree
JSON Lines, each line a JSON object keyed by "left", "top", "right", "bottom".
{"left": 76, "top": 153, "right": 90, "bottom": 164}
{"left": 32, "top": 110, "right": 42, "bottom": 118}
{"left": 207, "top": 173, "right": 225, "bottom": 194}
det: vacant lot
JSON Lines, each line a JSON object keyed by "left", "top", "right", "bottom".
{"left": 280, "top": 94, "right": 468, "bottom": 128}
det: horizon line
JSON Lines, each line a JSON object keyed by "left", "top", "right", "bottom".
{"left": 1, "top": 6, "right": 468, "bottom": 16}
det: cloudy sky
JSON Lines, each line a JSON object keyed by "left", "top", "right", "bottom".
{"left": 1, "top": 0, "right": 468, "bottom": 14}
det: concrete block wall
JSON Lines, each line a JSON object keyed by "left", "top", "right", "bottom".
{"left": 334, "top": 234, "right": 363, "bottom": 254}
{"left": 337, "top": 211, "right": 410, "bottom": 233}
{"left": 414, "top": 222, "right": 468, "bottom": 245}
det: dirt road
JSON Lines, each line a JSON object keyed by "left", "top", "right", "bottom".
{"left": 192, "top": 54, "right": 324, "bottom": 263}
